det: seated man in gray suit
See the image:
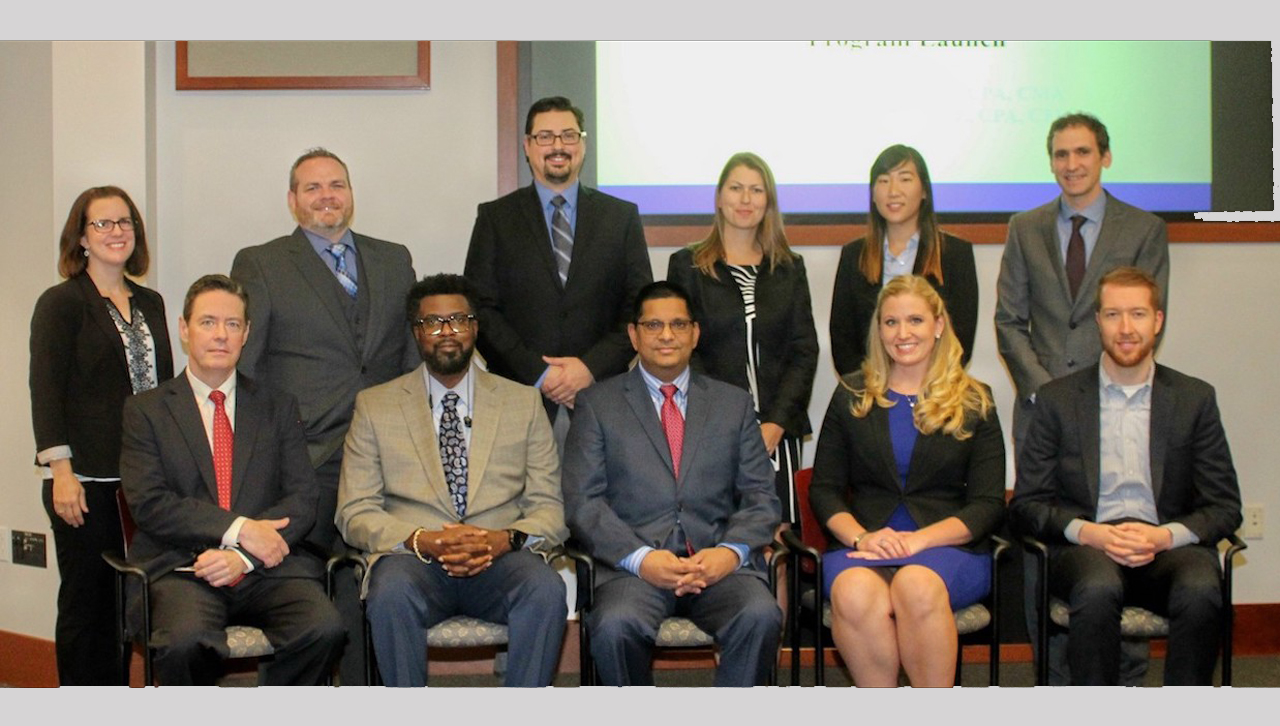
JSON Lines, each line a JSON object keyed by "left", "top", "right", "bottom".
{"left": 563, "top": 280, "right": 782, "bottom": 687}
{"left": 1010, "top": 267, "right": 1241, "bottom": 685}
{"left": 336, "top": 274, "right": 567, "bottom": 687}
{"left": 120, "top": 275, "right": 344, "bottom": 685}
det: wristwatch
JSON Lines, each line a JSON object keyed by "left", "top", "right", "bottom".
{"left": 507, "top": 529, "right": 528, "bottom": 552}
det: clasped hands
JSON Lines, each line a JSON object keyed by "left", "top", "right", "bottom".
{"left": 639, "top": 548, "right": 739, "bottom": 596}
{"left": 1079, "top": 521, "right": 1172, "bottom": 568}
{"left": 540, "top": 356, "right": 593, "bottom": 409}
{"left": 410, "top": 523, "right": 509, "bottom": 577}
{"left": 193, "top": 516, "right": 291, "bottom": 588}
{"left": 846, "top": 527, "right": 925, "bottom": 561}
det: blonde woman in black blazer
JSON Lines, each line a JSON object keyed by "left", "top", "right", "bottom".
{"left": 667, "top": 152, "right": 819, "bottom": 526}
{"left": 830, "top": 145, "right": 978, "bottom": 376}
{"left": 29, "top": 186, "right": 173, "bottom": 685}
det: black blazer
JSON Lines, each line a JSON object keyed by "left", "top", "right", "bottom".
{"left": 666, "top": 247, "right": 819, "bottom": 437}
{"left": 1009, "top": 364, "right": 1242, "bottom": 545}
{"left": 464, "top": 184, "right": 653, "bottom": 416}
{"left": 809, "top": 373, "right": 1006, "bottom": 551}
{"left": 30, "top": 273, "right": 175, "bottom": 477}
{"left": 829, "top": 232, "right": 978, "bottom": 376}
{"left": 120, "top": 373, "right": 321, "bottom": 581}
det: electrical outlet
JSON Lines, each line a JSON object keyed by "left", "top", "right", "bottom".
{"left": 0, "top": 526, "right": 10, "bottom": 563}
{"left": 12, "top": 530, "right": 47, "bottom": 568}
{"left": 1241, "top": 504, "right": 1265, "bottom": 540}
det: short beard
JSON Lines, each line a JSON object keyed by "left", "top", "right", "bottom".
{"left": 424, "top": 343, "right": 473, "bottom": 377}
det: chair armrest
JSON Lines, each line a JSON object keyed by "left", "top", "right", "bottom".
{"left": 102, "top": 551, "right": 150, "bottom": 586}
{"left": 767, "top": 538, "right": 789, "bottom": 596}
{"left": 562, "top": 541, "right": 595, "bottom": 612}
{"left": 326, "top": 550, "right": 368, "bottom": 599}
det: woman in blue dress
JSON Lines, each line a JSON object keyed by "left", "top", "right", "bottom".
{"left": 810, "top": 274, "right": 1005, "bottom": 687}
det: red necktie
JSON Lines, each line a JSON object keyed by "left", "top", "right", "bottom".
{"left": 660, "top": 384, "right": 683, "bottom": 478}
{"left": 1066, "top": 214, "right": 1087, "bottom": 301}
{"left": 210, "top": 390, "right": 233, "bottom": 510}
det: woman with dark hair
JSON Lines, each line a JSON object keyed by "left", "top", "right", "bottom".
{"left": 830, "top": 144, "right": 978, "bottom": 375}
{"left": 30, "top": 186, "right": 174, "bottom": 684}
{"left": 666, "top": 152, "right": 819, "bottom": 527}
{"left": 812, "top": 275, "right": 1004, "bottom": 687}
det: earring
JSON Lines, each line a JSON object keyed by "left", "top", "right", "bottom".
{"left": 82, "top": 248, "right": 89, "bottom": 257}
{"left": 935, "top": 332, "right": 941, "bottom": 340}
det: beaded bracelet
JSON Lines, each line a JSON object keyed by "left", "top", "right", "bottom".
{"left": 411, "top": 527, "right": 433, "bottom": 564}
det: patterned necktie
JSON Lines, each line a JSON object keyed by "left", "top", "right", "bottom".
{"left": 327, "top": 242, "right": 358, "bottom": 298}
{"left": 209, "top": 390, "right": 233, "bottom": 510}
{"left": 550, "top": 195, "right": 574, "bottom": 285}
{"left": 1066, "top": 215, "right": 1087, "bottom": 301}
{"left": 439, "top": 392, "right": 468, "bottom": 517}
{"left": 660, "top": 384, "right": 684, "bottom": 478}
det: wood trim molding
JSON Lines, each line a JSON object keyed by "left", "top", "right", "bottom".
{"left": 495, "top": 42, "right": 520, "bottom": 196}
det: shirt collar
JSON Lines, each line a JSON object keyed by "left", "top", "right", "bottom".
{"left": 534, "top": 180, "right": 580, "bottom": 212}
{"left": 637, "top": 363, "right": 691, "bottom": 399}
{"left": 186, "top": 367, "right": 236, "bottom": 403}
{"left": 424, "top": 364, "right": 474, "bottom": 411}
{"left": 302, "top": 227, "right": 355, "bottom": 253}
{"left": 1059, "top": 191, "right": 1108, "bottom": 227}
{"left": 1098, "top": 354, "right": 1154, "bottom": 398}
{"left": 881, "top": 231, "right": 921, "bottom": 260}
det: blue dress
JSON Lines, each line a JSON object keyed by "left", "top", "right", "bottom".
{"left": 821, "top": 390, "right": 991, "bottom": 610}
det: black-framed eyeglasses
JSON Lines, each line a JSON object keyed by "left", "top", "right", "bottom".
{"left": 87, "top": 218, "right": 136, "bottom": 233}
{"left": 413, "top": 313, "right": 476, "bottom": 335}
{"left": 635, "top": 318, "right": 694, "bottom": 335}
{"left": 528, "top": 130, "right": 586, "bottom": 146}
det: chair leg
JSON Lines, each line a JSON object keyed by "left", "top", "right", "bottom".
{"left": 954, "top": 643, "right": 963, "bottom": 687}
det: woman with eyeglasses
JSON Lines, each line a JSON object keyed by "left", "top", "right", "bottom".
{"left": 830, "top": 144, "right": 978, "bottom": 376}
{"left": 666, "top": 152, "right": 819, "bottom": 528}
{"left": 812, "top": 275, "right": 1004, "bottom": 686}
{"left": 29, "top": 186, "right": 174, "bottom": 684}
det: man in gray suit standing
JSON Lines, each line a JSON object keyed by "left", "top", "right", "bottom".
{"left": 996, "top": 112, "right": 1169, "bottom": 447}
{"left": 995, "top": 113, "right": 1169, "bottom": 685}
{"left": 230, "top": 148, "right": 418, "bottom": 684}
{"left": 562, "top": 280, "right": 782, "bottom": 687}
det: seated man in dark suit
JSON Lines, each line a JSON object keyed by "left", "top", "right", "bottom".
{"left": 337, "top": 274, "right": 568, "bottom": 687}
{"left": 562, "top": 280, "right": 782, "bottom": 687}
{"left": 1010, "top": 266, "right": 1242, "bottom": 685}
{"left": 120, "top": 275, "right": 344, "bottom": 685}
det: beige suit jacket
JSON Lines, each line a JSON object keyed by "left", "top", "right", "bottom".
{"left": 336, "top": 364, "right": 566, "bottom": 593}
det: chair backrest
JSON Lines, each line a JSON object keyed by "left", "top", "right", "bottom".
{"left": 115, "top": 487, "right": 137, "bottom": 554}
{"left": 793, "top": 468, "right": 829, "bottom": 570}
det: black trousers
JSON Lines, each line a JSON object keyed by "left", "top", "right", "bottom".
{"left": 42, "top": 479, "right": 124, "bottom": 686}
{"left": 305, "top": 452, "right": 368, "bottom": 685}
{"left": 1050, "top": 543, "right": 1222, "bottom": 685}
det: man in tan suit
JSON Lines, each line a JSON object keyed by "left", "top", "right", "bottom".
{"left": 336, "top": 273, "right": 567, "bottom": 687}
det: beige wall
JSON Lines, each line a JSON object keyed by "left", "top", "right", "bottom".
{"left": 3, "top": 40, "right": 1277, "bottom": 642}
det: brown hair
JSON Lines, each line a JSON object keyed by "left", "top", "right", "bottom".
{"left": 57, "top": 186, "right": 149, "bottom": 279}
{"left": 858, "top": 144, "right": 944, "bottom": 286}
{"left": 688, "top": 152, "right": 795, "bottom": 276}
{"left": 1047, "top": 112, "right": 1110, "bottom": 157}
{"left": 182, "top": 274, "right": 250, "bottom": 323}
{"left": 290, "top": 148, "right": 351, "bottom": 191}
{"left": 1096, "top": 266, "right": 1163, "bottom": 312}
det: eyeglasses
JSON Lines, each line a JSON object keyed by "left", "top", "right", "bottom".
{"left": 527, "top": 130, "right": 586, "bottom": 146}
{"left": 634, "top": 318, "right": 694, "bottom": 335}
{"left": 413, "top": 313, "right": 476, "bottom": 335}
{"left": 87, "top": 218, "right": 136, "bottom": 233}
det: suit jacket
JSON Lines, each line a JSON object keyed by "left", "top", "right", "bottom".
{"left": 30, "top": 273, "right": 175, "bottom": 477}
{"left": 119, "top": 372, "right": 321, "bottom": 582}
{"left": 562, "top": 366, "right": 781, "bottom": 586}
{"left": 336, "top": 365, "right": 567, "bottom": 591}
{"left": 995, "top": 192, "right": 1169, "bottom": 408}
{"left": 463, "top": 184, "right": 653, "bottom": 415}
{"left": 1009, "top": 364, "right": 1241, "bottom": 546}
{"left": 666, "top": 248, "right": 819, "bottom": 437}
{"left": 809, "top": 373, "right": 1006, "bottom": 551}
{"left": 830, "top": 232, "right": 979, "bottom": 375}
{"left": 231, "top": 228, "right": 418, "bottom": 467}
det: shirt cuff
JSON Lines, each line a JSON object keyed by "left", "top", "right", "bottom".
{"left": 1163, "top": 522, "right": 1199, "bottom": 549}
{"left": 222, "top": 545, "right": 255, "bottom": 573}
{"left": 1064, "top": 518, "right": 1087, "bottom": 544}
{"left": 534, "top": 366, "right": 551, "bottom": 389}
{"left": 524, "top": 534, "right": 544, "bottom": 551}
{"left": 620, "top": 546, "right": 655, "bottom": 577}
{"left": 36, "top": 445, "right": 72, "bottom": 465}
{"left": 717, "top": 543, "right": 748, "bottom": 570}
{"left": 222, "top": 516, "right": 248, "bottom": 548}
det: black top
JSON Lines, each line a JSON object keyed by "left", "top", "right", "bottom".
{"left": 829, "top": 232, "right": 979, "bottom": 376}
{"left": 666, "top": 247, "right": 819, "bottom": 437}
{"left": 30, "top": 273, "right": 175, "bottom": 477}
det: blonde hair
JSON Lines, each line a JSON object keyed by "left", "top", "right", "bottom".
{"left": 691, "top": 152, "right": 795, "bottom": 276}
{"left": 848, "top": 275, "right": 991, "bottom": 438}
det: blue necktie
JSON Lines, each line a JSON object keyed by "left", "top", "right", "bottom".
{"left": 439, "top": 392, "right": 468, "bottom": 517}
{"left": 327, "top": 243, "right": 358, "bottom": 298}
{"left": 550, "top": 195, "right": 573, "bottom": 286}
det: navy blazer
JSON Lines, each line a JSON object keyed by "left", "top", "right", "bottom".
{"left": 464, "top": 184, "right": 653, "bottom": 416}
{"left": 1009, "top": 364, "right": 1241, "bottom": 545}
{"left": 809, "top": 373, "right": 1006, "bottom": 552}
{"left": 30, "top": 273, "right": 174, "bottom": 477}
{"left": 666, "top": 248, "right": 819, "bottom": 438}
{"left": 830, "top": 232, "right": 978, "bottom": 376}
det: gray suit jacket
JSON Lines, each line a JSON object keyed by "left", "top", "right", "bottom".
{"left": 336, "top": 365, "right": 566, "bottom": 593}
{"left": 995, "top": 192, "right": 1169, "bottom": 431}
{"left": 562, "top": 366, "right": 781, "bottom": 586}
{"left": 231, "top": 228, "right": 418, "bottom": 468}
